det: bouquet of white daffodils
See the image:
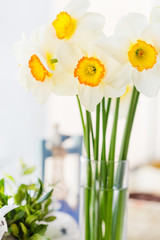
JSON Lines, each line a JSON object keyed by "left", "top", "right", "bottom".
{"left": 14, "top": 0, "right": 160, "bottom": 239}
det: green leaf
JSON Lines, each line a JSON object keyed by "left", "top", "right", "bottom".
{"left": 44, "top": 198, "right": 52, "bottom": 212}
{"left": 30, "top": 234, "right": 50, "bottom": 240}
{"left": 10, "top": 223, "right": 19, "bottom": 237}
{"left": 32, "top": 203, "right": 41, "bottom": 211}
{"left": 20, "top": 222, "right": 28, "bottom": 235}
{"left": 0, "top": 192, "right": 10, "bottom": 206}
{"left": 26, "top": 215, "right": 39, "bottom": 226}
{"left": 9, "top": 210, "right": 25, "bottom": 224}
{"left": 37, "top": 190, "right": 53, "bottom": 204}
{"left": 0, "top": 179, "right": 5, "bottom": 193}
{"left": 3, "top": 173, "right": 16, "bottom": 183}
{"left": 24, "top": 205, "right": 30, "bottom": 216}
{"left": 14, "top": 185, "right": 27, "bottom": 204}
{"left": 43, "top": 216, "right": 56, "bottom": 222}
{"left": 35, "top": 179, "right": 43, "bottom": 201}
{"left": 34, "top": 224, "right": 48, "bottom": 235}
{"left": 23, "top": 167, "right": 36, "bottom": 175}
{"left": 19, "top": 158, "right": 27, "bottom": 170}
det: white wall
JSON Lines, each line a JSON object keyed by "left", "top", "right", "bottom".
{"left": 0, "top": 0, "right": 52, "bottom": 173}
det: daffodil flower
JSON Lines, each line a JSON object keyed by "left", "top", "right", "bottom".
{"left": 14, "top": 25, "right": 78, "bottom": 103}
{"left": 98, "top": 13, "right": 160, "bottom": 97}
{"left": 51, "top": 0, "right": 105, "bottom": 48}
{"left": 56, "top": 41, "right": 130, "bottom": 112}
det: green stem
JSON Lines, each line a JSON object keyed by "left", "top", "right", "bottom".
{"left": 89, "top": 104, "right": 100, "bottom": 240}
{"left": 77, "top": 96, "right": 91, "bottom": 240}
{"left": 106, "top": 98, "right": 120, "bottom": 240}
{"left": 119, "top": 87, "right": 140, "bottom": 160}
{"left": 105, "top": 98, "right": 111, "bottom": 134}
{"left": 94, "top": 103, "right": 100, "bottom": 161}
{"left": 101, "top": 98, "right": 106, "bottom": 160}
{"left": 101, "top": 98, "right": 111, "bottom": 160}
{"left": 76, "top": 95, "right": 86, "bottom": 146}
{"left": 113, "top": 88, "right": 140, "bottom": 240}
{"left": 108, "top": 98, "right": 120, "bottom": 163}
{"left": 85, "top": 111, "right": 92, "bottom": 240}
{"left": 88, "top": 112, "right": 95, "bottom": 154}
{"left": 99, "top": 98, "right": 111, "bottom": 239}
{"left": 86, "top": 111, "right": 91, "bottom": 159}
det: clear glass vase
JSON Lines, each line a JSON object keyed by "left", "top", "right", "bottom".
{"left": 79, "top": 156, "right": 128, "bottom": 240}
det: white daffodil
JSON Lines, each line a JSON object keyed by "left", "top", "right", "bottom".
{"left": 51, "top": 0, "right": 105, "bottom": 48}
{"left": 151, "top": 7, "right": 160, "bottom": 24}
{"left": 56, "top": 40, "right": 130, "bottom": 112}
{"left": 98, "top": 13, "right": 160, "bottom": 97}
{"left": 14, "top": 25, "right": 78, "bottom": 103}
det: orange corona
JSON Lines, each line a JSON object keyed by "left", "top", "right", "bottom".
{"left": 74, "top": 57, "right": 105, "bottom": 87}
{"left": 128, "top": 40, "right": 158, "bottom": 72}
{"left": 52, "top": 12, "right": 77, "bottom": 40}
{"left": 29, "top": 55, "right": 52, "bottom": 82}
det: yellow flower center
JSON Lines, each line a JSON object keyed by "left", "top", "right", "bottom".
{"left": 128, "top": 40, "right": 158, "bottom": 72}
{"left": 74, "top": 57, "right": 105, "bottom": 87}
{"left": 52, "top": 11, "right": 77, "bottom": 40}
{"left": 46, "top": 53, "right": 58, "bottom": 71}
{"left": 29, "top": 55, "right": 52, "bottom": 82}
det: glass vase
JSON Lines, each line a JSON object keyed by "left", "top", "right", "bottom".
{"left": 79, "top": 156, "right": 128, "bottom": 240}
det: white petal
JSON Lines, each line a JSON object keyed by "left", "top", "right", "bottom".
{"left": 97, "top": 35, "right": 130, "bottom": 64}
{"left": 30, "top": 25, "right": 46, "bottom": 42}
{"left": 56, "top": 42, "right": 82, "bottom": 73}
{"left": 14, "top": 40, "right": 41, "bottom": 64}
{"left": 31, "top": 25, "right": 58, "bottom": 56}
{"left": 111, "top": 84, "right": 133, "bottom": 119}
{"left": 104, "top": 85, "right": 126, "bottom": 98}
{"left": 107, "top": 63, "right": 132, "bottom": 88}
{"left": 70, "top": 13, "right": 105, "bottom": 51}
{"left": 141, "top": 23, "right": 160, "bottom": 51}
{"left": 18, "top": 66, "right": 54, "bottom": 103}
{"left": 31, "top": 83, "right": 53, "bottom": 104}
{"left": 70, "top": 27, "right": 102, "bottom": 54}
{"left": 120, "top": 84, "right": 133, "bottom": 118}
{"left": 53, "top": 67, "right": 78, "bottom": 96}
{"left": 65, "top": 0, "right": 90, "bottom": 19}
{"left": 18, "top": 66, "right": 34, "bottom": 91}
{"left": 115, "top": 13, "right": 148, "bottom": 41}
{"left": 78, "top": 85, "right": 104, "bottom": 112}
{"left": 150, "top": 7, "right": 160, "bottom": 24}
{"left": 132, "top": 63, "right": 160, "bottom": 97}
{"left": 78, "top": 12, "right": 105, "bottom": 31}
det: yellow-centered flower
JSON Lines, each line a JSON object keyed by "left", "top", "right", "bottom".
{"left": 56, "top": 40, "right": 130, "bottom": 112}
{"left": 128, "top": 40, "right": 158, "bottom": 72}
{"left": 98, "top": 12, "right": 160, "bottom": 97}
{"left": 50, "top": 0, "right": 105, "bottom": 46}
{"left": 74, "top": 57, "right": 105, "bottom": 87}
{"left": 14, "top": 25, "right": 78, "bottom": 104}
{"left": 52, "top": 12, "right": 77, "bottom": 40}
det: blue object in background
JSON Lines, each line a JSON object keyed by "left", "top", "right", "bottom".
{"left": 41, "top": 135, "right": 83, "bottom": 181}
{"left": 41, "top": 135, "right": 83, "bottom": 223}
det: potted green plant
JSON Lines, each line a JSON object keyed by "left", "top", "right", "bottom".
{"left": 0, "top": 168, "right": 55, "bottom": 240}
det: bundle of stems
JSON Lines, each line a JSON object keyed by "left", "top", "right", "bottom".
{"left": 77, "top": 86, "right": 140, "bottom": 240}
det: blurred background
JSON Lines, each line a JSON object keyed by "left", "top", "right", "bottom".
{"left": 0, "top": 0, "right": 160, "bottom": 239}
